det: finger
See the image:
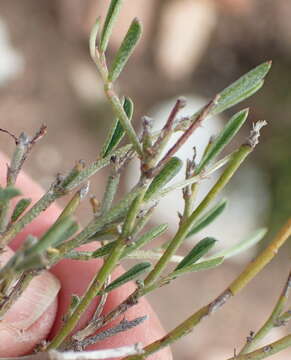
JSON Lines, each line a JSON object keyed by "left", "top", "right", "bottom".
{"left": 0, "top": 247, "right": 60, "bottom": 357}
{"left": 0, "top": 154, "right": 61, "bottom": 356}
{"left": 0, "top": 152, "right": 171, "bottom": 359}
{"left": 50, "top": 245, "right": 172, "bottom": 359}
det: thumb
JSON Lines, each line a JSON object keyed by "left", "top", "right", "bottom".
{"left": 0, "top": 247, "right": 60, "bottom": 357}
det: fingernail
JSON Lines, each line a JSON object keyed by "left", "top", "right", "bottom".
{"left": 2, "top": 270, "right": 60, "bottom": 330}
{"left": 0, "top": 246, "right": 61, "bottom": 330}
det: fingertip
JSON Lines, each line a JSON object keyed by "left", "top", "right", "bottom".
{"left": 0, "top": 301, "right": 58, "bottom": 357}
{"left": 0, "top": 248, "right": 60, "bottom": 357}
{"left": 0, "top": 152, "right": 171, "bottom": 358}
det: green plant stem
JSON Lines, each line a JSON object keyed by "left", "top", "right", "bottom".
{"left": 104, "top": 86, "right": 142, "bottom": 157}
{"left": 123, "top": 218, "right": 291, "bottom": 359}
{"left": 146, "top": 97, "right": 218, "bottom": 178}
{"left": 0, "top": 200, "right": 10, "bottom": 234}
{"left": 0, "top": 134, "right": 29, "bottom": 233}
{"left": 226, "top": 334, "right": 291, "bottom": 360}
{"left": 131, "top": 205, "right": 156, "bottom": 237}
{"left": 239, "top": 270, "right": 291, "bottom": 354}
{"left": 57, "top": 183, "right": 89, "bottom": 222}
{"left": 64, "top": 146, "right": 131, "bottom": 191}
{"left": 100, "top": 172, "right": 120, "bottom": 215}
{"left": 155, "top": 153, "right": 232, "bottom": 201}
{"left": 0, "top": 146, "right": 129, "bottom": 249}
{"left": 182, "top": 138, "right": 214, "bottom": 221}
{"left": 47, "top": 186, "right": 148, "bottom": 350}
{"left": 125, "top": 290, "right": 233, "bottom": 360}
{"left": 88, "top": 144, "right": 253, "bottom": 333}
{"left": 73, "top": 127, "right": 266, "bottom": 337}
{"left": 144, "top": 144, "right": 252, "bottom": 287}
{"left": 47, "top": 240, "right": 126, "bottom": 350}
{"left": 229, "top": 217, "right": 291, "bottom": 295}
{"left": 183, "top": 182, "right": 199, "bottom": 221}
{"left": 55, "top": 186, "right": 143, "bottom": 257}
{"left": 121, "top": 189, "right": 146, "bottom": 239}
{"left": 91, "top": 43, "right": 142, "bottom": 157}
{"left": 276, "top": 309, "right": 291, "bottom": 325}
{"left": 0, "top": 188, "right": 60, "bottom": 248}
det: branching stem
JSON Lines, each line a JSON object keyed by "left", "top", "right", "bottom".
{"left": 123, "top": 218, "right": 291, "bottom": 359}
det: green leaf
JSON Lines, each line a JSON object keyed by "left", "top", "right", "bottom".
{"left": 175, "top": 237, "right": 217, "bottom": 271}
{"left": 100, "top": 0, "right": 123, "bottom": 53}
{"left": 104, "top": 262, "right": 152, "bottom": 292}
{"left": 108, "top": 18, "right": 142, "bottom": 82}
{"left": 101, "top": 97, "right": 134, "bottom": 158}
{"left": 15, "top": 217, "right": 78, "bottom": 272}
{"left": 11, "top": 198, "right": 32, "bottom": 222}
{"left": 210, "top": 228, "right": 267, "bottom": 260}
{"left": 170, "top": 257, "right": 224, "bottom": 279}
{"left": 211, "top": 61, "right": 271, "bottom": 115}
{"left": 63, "top": 294, "right": 81, "bottom": 322}
{"left": 144, "top": 157, "right": 183, "bottom": 201}
{"left": 195, "top": 109, "right": 249, "bottom": 174}
{"left": 122, "top": 224, "right": 168, "bottom": 257}
{"left": 92, "top": 241, "right": 116, "bottom": 258}
{"left": 186, "top": 199, "right": 227, "bottom": 238}
{"left": 0, "top": 187, "right": 21, "bottom": 202}
{"left": 188, "top": 61, "right": 271, "bottom": 126}
{"left": 89, "top": 17, "right": 100, "bottom": 59}
{"left": 70, "top": 294, "right": 81, "bottom": 309}
{"left": 31, "top": 217, "right": 78, "bottom": 255}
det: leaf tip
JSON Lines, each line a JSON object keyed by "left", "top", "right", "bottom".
{"left": 240, "top": 108, "right": 250, "bottom": 117}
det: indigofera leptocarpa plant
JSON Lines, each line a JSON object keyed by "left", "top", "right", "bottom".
{"left": 0, "top": 1, "right": 290, "bottom": 359}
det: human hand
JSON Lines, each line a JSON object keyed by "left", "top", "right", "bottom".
{"left": 0, "top": 153, "right": 171, "bottom": 359}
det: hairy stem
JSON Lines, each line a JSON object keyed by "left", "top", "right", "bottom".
{"left": 47, "top": 186, "right": 148, "bottom": 350}
{"left": 239, "top": 269, "right": 291, "bottom": 354}
{"left": 123, "top": 218, "right": 291, "bottom": 359}
{"left": 144, "top": 143, "right": 252, "bottom": 287}
{"left": 226, "top": 334, "right": 291, "bottom": 360}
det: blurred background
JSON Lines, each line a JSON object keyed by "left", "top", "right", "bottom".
{"left": 0, "top": 0, "right": 290, "bottom": 359}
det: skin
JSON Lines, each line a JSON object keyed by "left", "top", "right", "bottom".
{"left": 0, "top": 152, "right": 172, "bottom": 359}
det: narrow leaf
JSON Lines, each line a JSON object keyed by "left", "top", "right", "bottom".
{"left": 195, "top": 109, "right": 249, "bottom": 174}
{"left": 211, "top": 61, "right": 271, "bottom": 115}
{"left": 0, "top": 187, "right": 21, "bottom": 202}
{"left": 104, "top": 262, "right": 151, "bottom": 292}
{"left": 70, "top": 294, "right": 81, "bottom": 310}
{"left": 210, "top": 228, "right": 267, "bottom": 260}
{"left": 125, "top": 250, "right": 183, "bottom": 263}
{"left": 175, "top": 237, "right": 217, "bottom": 271}
{"left": 144, "top": 157, "right": 183, "bottom": 201}
{"left": 15, "top": 217, "right": 78, "bottom": 272}
{"left": 108, "top": 18, "right": 142, "bottom": 82}
{"left": 89, "top": 17, "right": 100, "bottom": 59}
{"left": 11, "top": 198, "right": 32, "bottom": 222}
{"left": 187, "top": 61, "right": 271, "bottom": 128}
{"left": 63, "top": 294, "right": 81, "bottom": 321}
{"left": 101, "top": 97, "right": 134, "bottom": 158}
{"left": 92, "top": 241, "right": 116, "bottom": 258}
{"left": 122, "top": 224, "right": 168, "bottom": 257}
{"left": 186, "top": 199, "right": 227, "bottom": 238}
{"left": 30, "top": 217, "right": 78, "bottom": 255}
{"left": 100, "top": 0, "right": 123, "bottom": 53}
{"left": 170, "top": 257, "right": 224, "bottom": 279}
